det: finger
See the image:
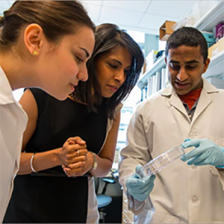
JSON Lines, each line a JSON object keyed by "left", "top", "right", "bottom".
{"left": 76, "top": 149, "right": 88, "bottom": 157}
{"left": 181, "top": 139, "right": 200, "bottom": 149}
{"left": 144, "top": 174, "right": 156, "bottom": 183}
{"left": 126, "top": 179, "right": 145, "bottom": 188}
{"left": 131, "top": 175, "right": 155, "bottom": 191}
{"left": 132, "top": 194, "right": 146, "bottom": 201}
{"left": 68, "top": 161, "right": 85, "bottom": 169}
{"left": 181, "top": 146, "right": 204, "bottom": 161}
{"left": 194, "top": 161, "right": 210, "bottom": 166}
{"left": 72, "top": 149, "right": 88, "bottom": 158}
{"left": 68, "top": 140, "right": 76, "bottom": 145}
{"left": 187, "top": 154, "right": 208, "bottom": 165}
{"left": 65, "top": 144, "right": 87, "bottom": 154}
{"left": 67, "top": 137, "right": 86, "bottom": 145}
{"left": 65, "top": 149, "right": 88, "bottom": 158}
{"left": 64, "top": 167, "right": 86, "bottom": 177}
{"left": 141, "top": 183, "right": 154, "bottom": 195}
{"left": 66, "top": 156, "right": 86, "bottom": 166}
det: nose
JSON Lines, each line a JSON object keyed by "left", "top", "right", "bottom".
{"left": 114, "top": 70, "right": 126, "bottom": 84}
{"left": 77, "top": 64, "right": 88, "bottom": 82}
{"left": 176, "top": 67, "right": 188, "bottom": 81}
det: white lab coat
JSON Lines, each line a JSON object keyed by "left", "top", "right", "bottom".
{"left": 119, "top": 78, "right": 224, "bottom": 223}
{"left": 0, "top": 66, "right": 27, "bottom": 222}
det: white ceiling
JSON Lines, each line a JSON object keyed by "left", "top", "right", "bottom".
{"left": 0, "top": 0, "right": 197, "bottom": 35}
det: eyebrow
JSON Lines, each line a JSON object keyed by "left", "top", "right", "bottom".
{"left": 112, "top": 59, "right": 122, "bottom": 65}
{"left": 79, "top": 47, "right": 89, "bottom": 58}
{"left": 112, "top": 59, "right": 132, "bottom": 69}
{"left": 170, "top": 60, "right": 199, "bottom": 64}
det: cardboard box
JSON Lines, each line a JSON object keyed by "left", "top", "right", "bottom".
{"left": 159, "top": 20, "right": 176, "bottom": 41}
{"left": 208, "top": 37, "right": 224, "bottom": 58}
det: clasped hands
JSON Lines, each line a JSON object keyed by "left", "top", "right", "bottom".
{"left": 58, "top": 137, "right": 94, "bottom": 177}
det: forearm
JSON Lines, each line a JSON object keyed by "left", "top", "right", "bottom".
{"left": 90, "top": 153, "right": 113, "bottom": 177}
{"left": 18, "top": 148, "right": 61, "bottom": 175}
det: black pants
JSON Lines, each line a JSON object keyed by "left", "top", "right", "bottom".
{"left": 4, "top": 175, "right": 88, "bottom": 223}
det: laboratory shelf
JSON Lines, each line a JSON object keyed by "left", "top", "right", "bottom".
{"left": 137, "top": 1, "right": 224, "bottom": 90}
{"left": 203, "top": 50, "right": 224, "bottom": 79}
{"left": 137, "top": 55, "right": 165, "bottom": 89}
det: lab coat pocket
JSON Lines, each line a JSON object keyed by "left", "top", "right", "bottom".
{"left": 151, "top": 212, "right": 180, "bottom": 223}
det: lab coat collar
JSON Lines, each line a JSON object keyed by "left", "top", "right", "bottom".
{"left": 161, "top": 78, "right": 219, "bottom": 123}
{"left": 161, "top": 78, "right": 219, "bottom": 97}
{"left": 191, "top": 78, "right": 218, "bottom": 123}
{"left": 0, "top": 66, "right": 15, "bottom": 105}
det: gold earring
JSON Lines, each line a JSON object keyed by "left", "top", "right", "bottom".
{"left": 33, "top": 50, "right": 38, "bottom": 56}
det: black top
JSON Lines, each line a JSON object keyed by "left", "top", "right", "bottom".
{"left": 4, "top": 88, "right": 108, "bottom": 223}
{"left": 26, "top": 88, "right": 108, "bottom": 173}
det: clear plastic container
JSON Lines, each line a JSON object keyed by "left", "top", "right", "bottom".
{"left": 138, "top": 145, "right": 185, "bottom": 177}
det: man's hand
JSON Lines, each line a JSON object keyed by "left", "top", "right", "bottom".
{"left": 126, "top": 165, "right": 156, "bottom": 201}
{"left": 181, "top": 139, "right": 224, "bottom": 168}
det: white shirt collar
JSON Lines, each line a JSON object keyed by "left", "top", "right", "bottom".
{"left": 0, "top": 66, "right": 15, "bottom": 105}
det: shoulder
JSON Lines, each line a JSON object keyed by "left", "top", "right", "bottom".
{"left": 26, "top": 88, "right": 52, "bottom": 117}
{"left": 114, "top": 103, "right": 123, "bottom": 116}
{"left": 28, "top": 88, "right": 50, "bottom": 100}
{"left": 136, "top": 91, "right": 164, "bottom": 114}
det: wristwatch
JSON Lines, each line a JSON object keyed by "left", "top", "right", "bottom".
{"left": 91, "top": 152, "right": 98, "bottom": 170}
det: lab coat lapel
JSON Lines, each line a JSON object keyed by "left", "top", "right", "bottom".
{"left": 192, "top": 78, "right": 218, "bottom": 124}
{"left": 170, "top": 92, "right": 190, "bottom": 121}
{"left": 162, "top": 85, "right": 190, "bottom": 121}
{"left": 192, "top": 88, "right": 211, "bottom": 124}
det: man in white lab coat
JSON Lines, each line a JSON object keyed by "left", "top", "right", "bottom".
{"left": 119, "top": 27, "right": 224, "bottom": 223}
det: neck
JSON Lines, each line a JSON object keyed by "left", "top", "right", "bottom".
{"left": 0, "top": 52, "right": 39, "bottom": 90}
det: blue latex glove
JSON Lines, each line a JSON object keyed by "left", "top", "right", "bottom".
{"left": 126, "top": 165, "right": 156, "bottom": 201}
{"left": 181, "top": 139, "right": 224, "bottom": 168}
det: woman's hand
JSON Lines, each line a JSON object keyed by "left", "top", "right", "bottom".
{"left": 58, "top": 137, "right": 88, "bottom": 167}
{"left": 63, "top": 151, "right": 94, "bottom": 177}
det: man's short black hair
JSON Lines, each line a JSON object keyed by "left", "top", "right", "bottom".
{"left": 165, "top": 27, "right": 208, "bottom": 62}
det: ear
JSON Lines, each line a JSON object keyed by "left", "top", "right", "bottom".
{"left": 24, "top": 24, "right": 44, "bottom": 56}
{"left": 165, "top": 57, "right": 167, "bottom": 65}
{"left": 202, "top": 58, "right": 210, "bottom": 74}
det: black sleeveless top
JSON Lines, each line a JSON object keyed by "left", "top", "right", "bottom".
{"left": 26, "top": 88, "right": 108, "bottom": 173}
{"left": 4, "top": 88, "right": 108, "bottom": 223}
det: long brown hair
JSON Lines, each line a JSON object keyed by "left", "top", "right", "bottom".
{"left": 0, "top": 0, "right": 95, "bottom": 52}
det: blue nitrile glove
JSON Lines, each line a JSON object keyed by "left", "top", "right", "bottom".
{"left": 181, "top": 139, "right": 224, "bottom": 168}
{"left": 126, "top": 165, "right": 156, "bottom": 201}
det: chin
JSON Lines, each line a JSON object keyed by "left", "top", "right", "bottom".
{"left": 102, "top": 93, "right": 114, "bottom": 98}
{"left": 102, "top": 95, "right": 113, "bottom": 99}
{"left": 47, "top": 90, "right": 68, "bottom": 101}
{"left": 176, "top": 89, "right": 190, "bottom": 96}
{"left": 57, "top": 95, "right": 68, "bottom": 101}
